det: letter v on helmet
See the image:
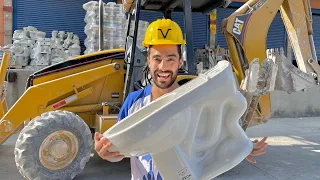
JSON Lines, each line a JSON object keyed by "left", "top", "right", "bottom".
{"left": 158, "top": 29, "right": 171, "bottom": 38}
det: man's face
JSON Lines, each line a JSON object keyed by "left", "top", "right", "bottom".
{"left": 147, "top": 44, "right": 183, "bottom": 89}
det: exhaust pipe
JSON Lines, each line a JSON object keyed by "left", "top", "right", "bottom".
{"left": 99, "top": 0, "right": 104, "bottom": 51}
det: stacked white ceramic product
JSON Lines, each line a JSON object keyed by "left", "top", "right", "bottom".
{"left": 129, "top": 20, "right": 149, "bottom": 51}
{"left": 83, "top": 1, "right": 126, "bottom": 54}
{"left": 83, "top": 1, "right": 149, "bottom": 54}
{"left": 8, "top": 26, "right": 81, "bottom": 68}
{"left": 9, "top": 26, "right": 44, "bottom": 66}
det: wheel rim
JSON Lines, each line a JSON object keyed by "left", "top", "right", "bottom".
{"left": 39, "top": 130, "right": 79, "bottom": 170}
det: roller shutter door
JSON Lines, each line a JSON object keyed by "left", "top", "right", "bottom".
{"left": 139, "top": 11, "right": 209, "bottom": 49}
{"left": 310, "top": 14, "right": 320, "bottom": 60}
{"left": 216, "top": 7, "right": 286, "bottom": 50}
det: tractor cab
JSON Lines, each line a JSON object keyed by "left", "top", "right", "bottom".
{"left": 118, "top": 0, "right": 231, "bottom": 98}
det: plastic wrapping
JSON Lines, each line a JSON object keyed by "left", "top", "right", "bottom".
{"left": 9, "top": 26, "right": 80, "bottom": 67}
{"left": 129, "top": 20, "right": 149, "bottom": 50}
{"left": 83, "top": 1, "right": 149, "bottom": 54}
{"left": 33, "top": 38, "right": 51, "bottom": 66}
{"left": 0, "top": 45, "right": 14, "bottom": 65}
{"left": 9, "top": 39, "right": 31, "bottom": 66}
{"left": 83, "top": 2, "right": 126, "bottom": 53}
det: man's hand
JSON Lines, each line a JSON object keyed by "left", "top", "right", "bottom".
{"left": 246, "top": 137, "right": 268, "bottom": 163}
{"left": 94, "top": 132, "right": 125, "bottom": 162}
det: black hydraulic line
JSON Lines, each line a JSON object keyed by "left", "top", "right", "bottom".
{"left": 123, "top": 0, "right": 142, "bottom": 101}
{"left": 99, "top": 0, "right": 104, "bottom": 51}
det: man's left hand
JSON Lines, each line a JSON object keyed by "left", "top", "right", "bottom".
{"left": 246, "top": 137, "right": 268, "bottom": 163}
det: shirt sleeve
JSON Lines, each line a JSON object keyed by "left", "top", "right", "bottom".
{"left": 116, "top": 95, "right": 131, "bottom": 123}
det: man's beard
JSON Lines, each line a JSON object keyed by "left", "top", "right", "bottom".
{"left": 152, "top": 69, "right": 177, "bottom": 89}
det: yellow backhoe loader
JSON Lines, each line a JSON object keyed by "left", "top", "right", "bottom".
{"left": 0, "top": 0, "right": 319, "bottom": 179}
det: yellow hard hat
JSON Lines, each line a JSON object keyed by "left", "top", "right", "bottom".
{"left": 142, "top": 18, "right": 186, "bottom": 47}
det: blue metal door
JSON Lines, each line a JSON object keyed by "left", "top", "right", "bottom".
{"left": 311, "top": 14, "right": 320, "bottom": 60}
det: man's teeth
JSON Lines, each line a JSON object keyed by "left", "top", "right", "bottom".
{"left": 158, "top": 73, "right": 170, "bottom": 77}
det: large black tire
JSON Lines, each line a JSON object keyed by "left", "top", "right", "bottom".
{"left": 14, "top": 110, "right": 93, "bottom": 180}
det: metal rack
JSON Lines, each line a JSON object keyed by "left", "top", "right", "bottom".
{"left": 125, "top": 0, "right": 230, "bottom": 75}
{"left": 99, "top": 0, "right": 230, "bottom": 99}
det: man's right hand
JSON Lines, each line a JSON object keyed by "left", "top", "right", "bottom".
{"left": 94, "top": 132, "right": 125, "bottom": 162}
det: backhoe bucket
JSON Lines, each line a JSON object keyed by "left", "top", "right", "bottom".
{"left": 267, "top": 48, "right": 318, "bottom": 93}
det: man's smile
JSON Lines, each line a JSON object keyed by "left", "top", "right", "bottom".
{"left": 157, "top": 72, "right": 171, "bottom": 81}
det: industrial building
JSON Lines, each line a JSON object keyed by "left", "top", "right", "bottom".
{"left": 0, "top": 0, "right": 320, "bottom": 117}
{"left": 0, "top": 0, "right": 319, "bottom": 57}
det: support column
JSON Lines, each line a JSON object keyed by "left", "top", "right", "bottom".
{"left": 0, "top": 0, "right": 4, "bottom": 46}
{"left": 3, "top": 0, "right": 12, "bottom": 46}
{"left": 209, "top": 10, "right": 217, "bottom": 48}
{"left": 183, "top": 0, "right": 196, "bottom": 75}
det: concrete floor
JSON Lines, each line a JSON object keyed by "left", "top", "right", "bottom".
{"left": 1, "top": 117, "right": 320, "bottom": 180}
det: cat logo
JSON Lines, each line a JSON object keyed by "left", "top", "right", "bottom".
{"left": 158, "top": 29, "right": 171, "bottom": 38}
{"left": 232, "top": 17, "right": 244, "bottom": 35}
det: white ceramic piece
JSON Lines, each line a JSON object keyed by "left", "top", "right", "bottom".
{"left": 34, "top": 38, "right": 51, "bottom": 66}
{"left": 65, "top": 44, "right": 81, "bottom": 59}
{"left": 63, "top": 32, "right": 73, "bottom": 49}
{"left": 51, "top": 46, "right": 66, "bottom": 64}
{"left": 10, "top": 26, "right": 79, "bottom": 67}
{"left": 10, "top": 39, "right": 30, "bottom": 66}
{"left": 103, "top": 60, "right": 253, "bottom": 180}
{"left": 83, "top": 1, "right": 135, "bottom": 53}
{"left": 72, "top": 34, "right": 80, "bottom": 45}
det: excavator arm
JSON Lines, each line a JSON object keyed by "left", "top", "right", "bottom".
{"left": 221, "top": 0, "right": 320, "bottom": 130}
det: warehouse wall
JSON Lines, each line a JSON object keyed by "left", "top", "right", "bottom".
{"left": 0, "top": 0, "right": 12, "bottom": 46}
{"left": 0, "top": 1, "right": 4, "bottom": 46}
{"left": 271, "top": 87, "right": 320, "bottom": 118}
{"left": 6, "top": 69, "right": 35, "bottom": 108}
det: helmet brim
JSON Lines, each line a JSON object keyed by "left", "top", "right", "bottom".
{"left": 142, "top": 39, "right": 186, "bottom": 47}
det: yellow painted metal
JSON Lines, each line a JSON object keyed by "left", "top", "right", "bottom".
{"left": 0, "top": 52, "right": 9, "bottom": 117}
{"left": 77, "top": 112, "right": 96, "bottom": 130}
{"left": 0, "top": 59, "right": 124, "bottom": 144}
{"left": 0, "top": 53, "right": 9, "bottom": 89}
{"left": 44, "top": 87, "right": 93, "bottom": 112}
{"left": 280, "top": 0, "right": 315, "bottom": 72}
{"left": 176, "top": 74, "right": 196, "bottom": 84}
{"left": 95, "top": 113, "right": 118, "bottom": 134}
{"left": 222, "top": 0, "right": 315, "bottom": 122}
{"left": 0, "top": 100, "right": 7, "bottom": 119}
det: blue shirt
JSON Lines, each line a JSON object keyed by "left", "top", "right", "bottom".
{"left": 117, "top": 85, "right": 163, "bottom": 180}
